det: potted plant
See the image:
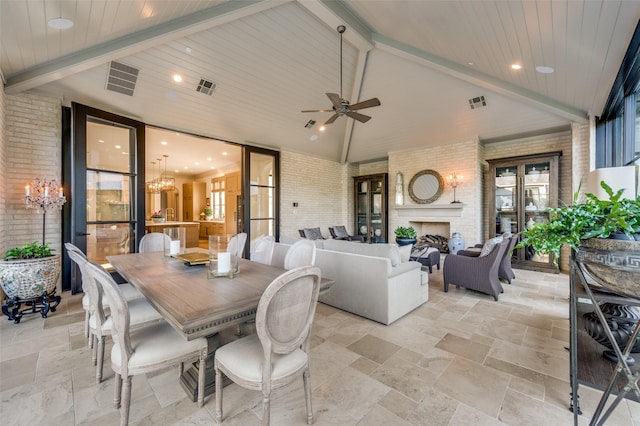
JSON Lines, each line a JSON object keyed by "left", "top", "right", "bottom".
{"left": 395, "top": 226, "right": 417, "bottom": 246}
{"left": 517, "top": 180, "right": 640, "bottom": 298}
{"left": 151, "top": 210, "right": 165, "bottom": 223}
{"left": 1, "top": 241, "right": 62, "bottom": 323}
{"left": 203, "top": 207, "right": 213, "bottom": 220}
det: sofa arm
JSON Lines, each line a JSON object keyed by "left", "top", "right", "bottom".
{"left": 389, "top": 260, "right": 422, "bottom": 278}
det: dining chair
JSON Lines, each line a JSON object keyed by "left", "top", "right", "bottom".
{"left": 227, "top": 232, "right": 248, "bottom": 259}
{"left": 138, "top": 232, "right": 170, "bottom": 253}
{"left": 67, "top": 249, "right": 164, "bottom": 384}
{"left": 65, "top": 243, "right": 143, "bottom": 342}
{"left": 250, "top": 235, "right": 275, "bottom": 265}
{"left": 214, "top": 265, "right": 322, "bottom": 426}
{"left": 284, "top": 239, "right": 316, "bottom": 269}
{"left": 85, "top": 261, "right": 208, "bottom": 426}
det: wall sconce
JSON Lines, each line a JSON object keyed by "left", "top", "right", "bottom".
{"left": 25, "top": 178, "right": 67, "bottom": 244}
{"left": 395, "top": 172, "right": 404, "bottom": 205}
{"left": 446, "top": 173, "right": 463, "bottom": 204}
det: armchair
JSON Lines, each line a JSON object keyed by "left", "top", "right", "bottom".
{"left": 328, "top": 225, "right": 364, "bottom": 242}
{"left": 443, "top": 239, "right": 509, "bottom": 301}
{"left": 458, "top": 234, "right": 518, "bottom": 284}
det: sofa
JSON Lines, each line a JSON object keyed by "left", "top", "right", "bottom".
{"left": 272, "top": 239, "right": 428, "bottom": 325}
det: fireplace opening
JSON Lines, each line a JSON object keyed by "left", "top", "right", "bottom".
{"left": 409, "top": 221, "right": 451, "bottom": 253}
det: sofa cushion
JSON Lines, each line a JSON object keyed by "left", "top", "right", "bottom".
{"left": 397, "top": 244, "right": 412, "bottom": 263}
{"left": 332, "top": 225, "right": 349, "bottom": 239}
{"left": 480, "top": 235, "right": 504, "bottom": 257}
{"left": 302, "top": 227, "right": 324, "bottom": 240}
{"left": 322, "top": 239, "right": 401, "bottom": 267}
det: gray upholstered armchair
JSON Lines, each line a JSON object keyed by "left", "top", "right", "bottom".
{"left": 328, "top": 225, "right": 364, "bottom": 242}
{"left": 443, "top": 238, "right": 509, "bottom": 301}
{"left": 458, "top": 234, "right": 518, "bottom": 284}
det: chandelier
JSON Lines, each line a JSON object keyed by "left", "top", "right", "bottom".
{"left": 146, "top": 161, "right": 161, "bottom": 194}
{"left": 159, "top": 154, "right": 175, "bottom": 192}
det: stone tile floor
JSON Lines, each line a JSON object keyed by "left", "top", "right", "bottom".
{"left": 1, "top": 264, "right": 639, "bottom": 425}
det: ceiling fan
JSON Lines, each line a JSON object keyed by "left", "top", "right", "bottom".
{"left": 302, "top": 25, "right": 381, "bottom": 125}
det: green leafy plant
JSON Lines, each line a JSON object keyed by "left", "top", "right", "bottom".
{"left": 151, "top": 210, "right": 165, "bottom": 218}
{"left": 3, "top": 241, "right": 54, "bottom": 260}
{"left": 517, "top": 180, "right": 640, "bottom": 265}
{"left": 203, "top": 207, "right": 213, "bottom": 217}
{"left": 394, "top": 226, "right": 417, "bottom": 238}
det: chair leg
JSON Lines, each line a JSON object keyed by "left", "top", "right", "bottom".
{"left": 91, "top": 335, "right": 98, "bottom": 365}
{"left": 262, "top": 389, "right": 271, "bottom": 426}
{"left": 215, "top": 363, "right": 223, "bottom": 423}
{"left": 197, "top": 350, "right": 206, "bottom": 408}
{"left": 96, "top": 336, "right": 105, "bottom": 383}
{"left": 121, "top": 376, "right": 132, "bottom": 426}
{"left": 114, "top": 373, "right": 122, "bottom": 409}
{"left": 303, "top": 367, "right": 314, "bottom": 425}
{"left": 84, "top": 310, "right": 90, "bottom": 340}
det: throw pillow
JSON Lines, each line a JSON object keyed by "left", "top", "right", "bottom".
{"left": 303, "top": 227, "right": 324, "bottom": 240}
{"left": 480, "top": 235, "right": 503, "bottom": 257}
{"left": 332, "top": 225, "right": 349, "bottom": 239}
{"left": 398, "top": 244, "right": 412, "bottom": 263}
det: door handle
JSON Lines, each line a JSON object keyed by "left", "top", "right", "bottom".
{"left": 76, "top": 232, "right": 90, "bottom": 236}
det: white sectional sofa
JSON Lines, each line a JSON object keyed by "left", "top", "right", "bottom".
{"left": 272, "top": 239, "right": 428, "bottom": 325}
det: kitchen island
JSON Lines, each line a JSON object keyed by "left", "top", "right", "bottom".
{"left": 144, "top": 221, "right": 200, "bottom": 248}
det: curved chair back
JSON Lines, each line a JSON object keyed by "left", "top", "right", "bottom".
{"left": 227, "top": 232, "right": 248, "bottom": 258}
{"left": 499, "top": 235, "right": 518, "bottom": 283}
{"left": 67, "top": 249, "right": 108, "bottom": 327}
{"left": 250, "top": 235, "right": 275, "bottom": 265}
{"left": 284, "top": 239, "right": 316, "bottom": 270}
{"left": 139, "top": 232, "right": 170, "bottom": 253}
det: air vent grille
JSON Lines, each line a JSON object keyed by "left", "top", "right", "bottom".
{"left": 106, "top": 61, "right": 139, "bottom": 96}
{"left": 304, "top": 120, "right": 316, "bottom": 128}
{"left": 468, "top": 95, "right": 487, "bottom": 110}
{"left": 197, "top": 79, "right": 216, "bottom": 96}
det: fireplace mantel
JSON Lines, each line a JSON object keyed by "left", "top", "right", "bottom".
{"left": 393, "top": 203, "right": 464, "bottom": 218}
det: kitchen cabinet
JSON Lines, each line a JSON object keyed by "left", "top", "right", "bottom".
{"left": 354, "top": 173, "right": 388, "bottom": 243}
{"left": 487, "top": 152, "right": 560, "bottom": 271}
{"left": 183, "top": 182, "right": 206, "bottom": 222}
{"left": 225, "top": 172, "right": 241, "bottom": 235}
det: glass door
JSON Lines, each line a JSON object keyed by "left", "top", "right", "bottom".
{"left": 522, "top": 160, "right": 552, "bottom": 264}
{"left": 370, "top": 177, "right": 385, "bottom": 242}
{"left": 70, "top": 103, "right": 145, "bottom": 292}
{"left": 494, "top": 165, "right": 518, "bottom": 235}
{"left": 243, "top": 146, "right": 279, "bottom": 256}
{"left": 356, "top": 179, "right": 370, "bottom": 242}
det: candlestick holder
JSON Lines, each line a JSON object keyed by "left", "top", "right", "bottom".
{"left": 446, "top": 172, "right": 463, "bottom": 204}
{"left": 25, "top": 178, "right": 67, "bottom": 245}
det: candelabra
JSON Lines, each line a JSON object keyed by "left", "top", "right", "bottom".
{"left": 25, "top": 178, "right": 67, "bottom": 245}
{"left": 446, "top": 173, "right": 463, "bottom": 204}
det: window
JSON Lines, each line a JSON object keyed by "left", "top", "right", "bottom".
{"left": 210, "top": 177, "right": 225, "bottom": 220}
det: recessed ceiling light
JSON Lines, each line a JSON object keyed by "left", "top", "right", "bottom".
{"left": 511, "top": 63, "right": 522, "bottom": 70}
{"left": 536, "top": 66, "right": 554, "bottom": 74}
{"left": 98, "top": 139, "right": 104, "bottom": 143}
{"left": 207, "top": 157, "right": 212, "bottom": 161}
{"left": 185, "top": 47, "right": 192, "bottom": 53}
{"left": 115, "top": 145, "right": 121, "bottom": 149}
{"left": 467, "top": 62, "right": 474, "bottom": 66}
{"left": 160, "top": 141, "right": 167, "bottom": 145}
{"left": 194, "top": 162, "right": 199, "bottom": 166}
{"left": 173, "top": 74, "right": 183, "bottom": 83}
{"left": 310, "top": 135, "right": 318, "bottom": 141}
{"left": 210, "top": 166, "right": 215, "bottom": 170}
{"left": 122, "top": 151, "right": 128, "bottom": 155}
{"left": 319, "top": 126, "right": 326, "bottom": 132}
{"left": 48, "top": 18, "right": 74, "bottom": 30}
{"left": 222, "top": 152, "right": 228, "bottom": 156}
{"left": 183, "top": 166, "right": 189, "bottom": 170}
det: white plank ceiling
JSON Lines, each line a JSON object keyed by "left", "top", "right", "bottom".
{"left": 2, "top": 0, "right": 638, "bottom": 169}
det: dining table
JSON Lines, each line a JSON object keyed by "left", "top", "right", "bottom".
{"left": 107, "top": 250, "right": 333, "bottom": 400}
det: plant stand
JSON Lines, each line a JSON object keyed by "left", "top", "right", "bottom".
{"left": 2, "top": 290, "right": 61, "bottom": 323}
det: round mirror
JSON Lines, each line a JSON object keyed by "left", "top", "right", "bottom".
{"left": 408, "top": 169, "right": 444, "bottom": 204}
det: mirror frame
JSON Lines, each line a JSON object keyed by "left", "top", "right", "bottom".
{"left": 408, "top": 169, "right": 444, "bottom": 204}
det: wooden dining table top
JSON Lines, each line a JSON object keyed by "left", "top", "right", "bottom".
{"left": 107, "top": 251, "right": 330, "bottom": 340}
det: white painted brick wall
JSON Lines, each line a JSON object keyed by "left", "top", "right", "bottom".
{"left": 4, "top": 93, "right": 62, "bottom": 262}
{"left": 0, "top": 82, "right": 6, "bottom": 258}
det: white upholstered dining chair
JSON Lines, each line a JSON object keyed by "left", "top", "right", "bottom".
{"left": 227, "top": 232, "right": 248, "bottom": 258}
{"left": 284, "top": 239, "right": 316, "bottom": 270}
{"left": 85, "top": 261, "right": 208, "bottom": 426}
{"left": 250, "top": 235, "right": 275, "bottom": 265}
{"left": 67, "top": 248, "right": 164, "bottom": 384}
{"left": 214, "top": 265, "right": 322, "bottom": 426}
{"left": 65, "top": 243, "right": 143, "bottom": 342}
{"left": 138, "top": 232, "right": 170, "bottom": 253}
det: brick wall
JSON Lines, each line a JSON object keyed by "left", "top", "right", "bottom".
{"left": 388, "top": 139, "right": 483, "bottom": 245}
{"left": 0, "top": 82, "right": 6, "bottom": 257}
{"left": 279, "top": 151, "right": 351, "bottom": 241}
{"left": 4, "top": 92, "right": 63, "bottom": 262}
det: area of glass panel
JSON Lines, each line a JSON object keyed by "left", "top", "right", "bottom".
{"left": 356, "top": 183, "right": 370, "bottom": 241}
{"left": 86, "top": 171, "right": 132, "bottom": 222}
{"left": 86, "top": 118, "right": 134, "bottom": 173}
{"left": 249, "top": 153, "right": 274, "bottom": 184}
{"left": 86, "top": 223, "right": 133, "bottom": 266}
{"left": 523, "top": 161, "right": 551, "bottom": 263}
{"left": 250, "top": 220, "right": 274, "bottom": 251}
{"left": 494, "top": 165, "right": 517, "bottom": 235}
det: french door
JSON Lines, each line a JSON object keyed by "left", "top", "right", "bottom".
{"left": 68, "top": 103, "right": 145, "bottom": 292}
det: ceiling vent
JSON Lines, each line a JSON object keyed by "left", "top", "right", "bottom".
{"left": 106, "top": 61, "right": 139, "bottom": 96}
{"left": 468, "top": 95, "right": 487, "bottom": 110}
{"left": 196, "top": 79, "right": 216, "bottom": 96}
{"left": 304, "top": 120, "right": 316, "bottom": 128}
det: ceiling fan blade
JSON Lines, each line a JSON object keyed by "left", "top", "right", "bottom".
{"left": 346, "top": 111, "right": 371, "bottom": 123}
{"left": 324, "top": 113, "right": 340, "bottom": 125}
{"left": 326, "top": 93, "right": 342, "bottom": 109}
{"left": 301, "top": 109, "right": 333, "bottom": 113}
{"left": 349, "top": 97, "right": 381, "bottom": 111}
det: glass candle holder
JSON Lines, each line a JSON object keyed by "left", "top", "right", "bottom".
{"left": 208, "top": 235, "right": 237, "bottom": 278}
{"left": 163, "top": 227, "right": 185, "bottom": 257}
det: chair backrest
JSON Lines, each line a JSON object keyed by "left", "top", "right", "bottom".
{"left": 139, "top": 232, "right": 170, "bottom": 253}
{"left": 65, "top": 242, "right": 86, "bottom": 258}
{"left": 66, "top": 248, "right": 108, "bottom": 328}
{"left": 284, "top": 239, "right": 316, "bottom": 270}
{"left": 329, "top": 225, "right": 349, "bottom": 239}
{"left": 85, "top": 261, "right": 134, "bottom": 375}
{"left": 256, "top": 265, "right": 322, "bottom": 359}
{"left": 227, "top": 233, "right": 248, "bottom": 258}
{"left": 250, "top": 235, "right": 275, "bottom": 265}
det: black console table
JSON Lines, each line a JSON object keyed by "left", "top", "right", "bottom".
{"left": 570, "top": 258, "right": 640, "bottom": 425}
